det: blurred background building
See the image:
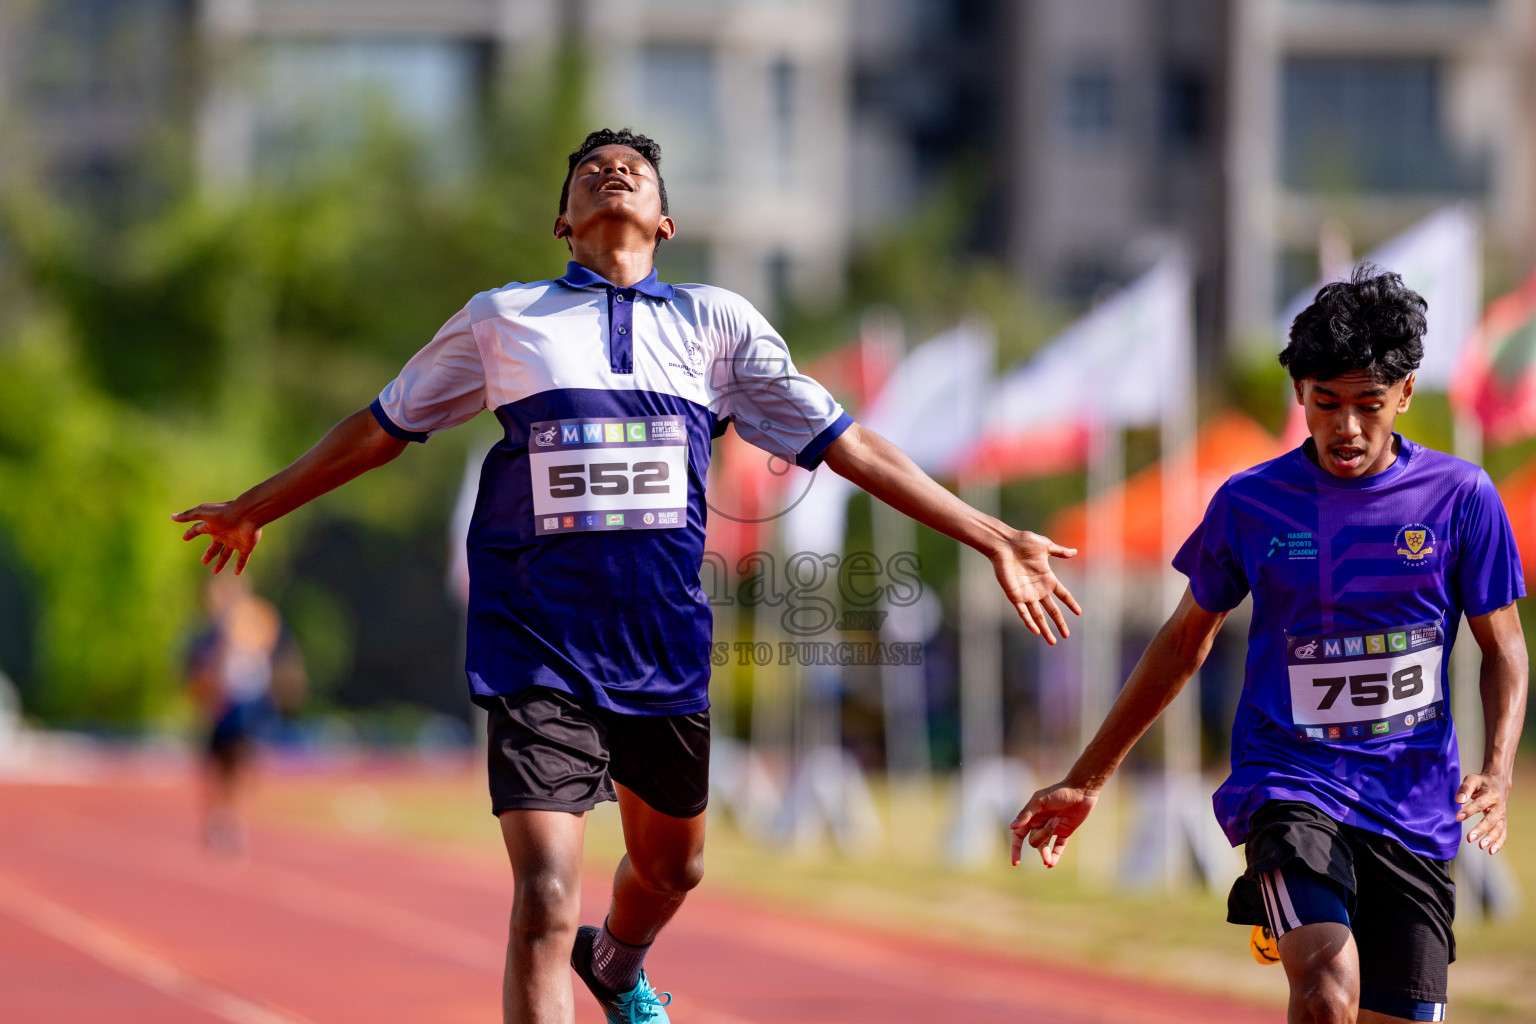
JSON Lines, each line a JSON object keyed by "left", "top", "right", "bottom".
{"left": 1229, "top": 0, "right": 1536, "bottom": 349}
{"left": 1010, "top": 0, "right": 1229, "bottom": 351}
{"left": 10, "top": 0, "right": 1532, "bottom": 352}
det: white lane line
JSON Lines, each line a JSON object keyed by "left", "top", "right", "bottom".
{"left": 0, "top": 868, "right": 316, "bottom": 1024}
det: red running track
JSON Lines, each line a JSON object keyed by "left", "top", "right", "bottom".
{"left": 0, "top": 777, "right": 1278, "bottom": 1024}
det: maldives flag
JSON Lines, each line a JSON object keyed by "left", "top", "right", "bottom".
{"left": 1451, "top": 267, "right": 1536, "bottom": 444}
{"left": 1496, "top": 449, "right": 1536, "bottom": 585}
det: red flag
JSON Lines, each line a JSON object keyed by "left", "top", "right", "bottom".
{"left": 1497, "top": 453, "right": 1536, "bottom": 586}
{"left": 1451, "top": 267, "right": 1536, "bottom": 444}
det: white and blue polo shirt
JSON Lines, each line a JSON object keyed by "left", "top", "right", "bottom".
{"left": 371, "top": 262, "right": 852, "bottom": 714}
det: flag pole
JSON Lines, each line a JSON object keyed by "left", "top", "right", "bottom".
{"left": 1159, "top": 257, "right": 1201, "bottom": 890}
{"left": 1451, "top": 413, "right": 1491, "bottom": 924}
{"left": 950, "top": 471, "right": 1026, "bottom": 863}
{"left": 957, "top": 474, "right": 1004, "bottom": 775}
{"left": 1079, "top": 414, "right": 1124, "bottom": 885}
{"left": 1447, "top": 215, "right": 1520, "bottom": 922}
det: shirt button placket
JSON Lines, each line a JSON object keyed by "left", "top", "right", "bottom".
{"left": 610, "top": 287, "right": 636, "bottom": 374}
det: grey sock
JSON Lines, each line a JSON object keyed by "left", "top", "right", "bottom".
{"left": 590, "top": 921, "right": 650, "bottom": 994}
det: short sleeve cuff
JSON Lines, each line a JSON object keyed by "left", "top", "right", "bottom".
{"left": 1172, "top": 549, "right": 1246, "bottom": 614}
{"left": 370, "top": 398, "right": 430, "bottom": 443}
{"left": 1464, "top": 581, "right": 1527, "bottom": 619}
{"left": 1182, "top": 573, "right": 1244, "bottom": 615}
{"left": 795, "top": 411, "right": 855, "bottom": 469}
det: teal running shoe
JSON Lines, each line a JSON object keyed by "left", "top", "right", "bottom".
{"left": 571, "top": 924, "right": 673, "bottom": 1024}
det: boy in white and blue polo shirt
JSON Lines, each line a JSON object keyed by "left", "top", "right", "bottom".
{"left": 370, "top": 256, "right": 849, "bottom": 719}
{"left": 175, "top": 128, "right": 1083, "bottom": 1024}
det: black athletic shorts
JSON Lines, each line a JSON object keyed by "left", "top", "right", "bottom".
{"left": 1228, "top": 801, "right": 1455, "bottom": 1018}
{"left": 476, "top": 687, "right": 710, "bottom": 819}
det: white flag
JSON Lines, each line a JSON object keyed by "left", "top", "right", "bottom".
{"left": 859, "top": 322, "right": 995, "bottom": 476}
{"left": 962, "top": 258, "right": 1193, "bottom": 480}
{"left": 781, "top": 465, "right": 853, "bottom": 557}
{"left": 1277, "top": 205, "right": 1480, "bottom": 391}
{"left": 783, "top": 323, "right": 993, "bottom": 555}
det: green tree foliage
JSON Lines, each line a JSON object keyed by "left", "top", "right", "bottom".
{"left": 0, "top": 62, "right": 585, "bottom": 723}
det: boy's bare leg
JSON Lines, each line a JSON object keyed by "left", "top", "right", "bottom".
{"left": 1279, "top": 923, "right": 1359, "bottom": 1024}
{"left": 499, "top": 808, "right": 588, "bottom": 1024}
{"left": 605, "top": 784, "right": 706, "bottom": 946}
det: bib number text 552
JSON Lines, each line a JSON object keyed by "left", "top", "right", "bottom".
{"left": 546, "top": 461, "right": 672, "bottom": 498}
{"left": 529, "top": 443, "right": 688, "bottom": 518}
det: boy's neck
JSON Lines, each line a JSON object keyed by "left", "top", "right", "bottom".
{"left": 569, "top": 245, "right": 656, "bottom": 289}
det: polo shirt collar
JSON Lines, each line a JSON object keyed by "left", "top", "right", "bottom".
{"left": 559, "top": 261, "right": 675, "bottom": 302}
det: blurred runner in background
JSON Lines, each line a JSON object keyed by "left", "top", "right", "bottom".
{"left": 185, "top": 574, "right": 307, "bottom": 853}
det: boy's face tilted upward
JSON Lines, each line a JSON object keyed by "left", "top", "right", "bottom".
{"left": 1294, "top": 370, "right": 1415, "bottom": 479}
{"left": 554, "top": 144, "right": 674, "bottom": 252}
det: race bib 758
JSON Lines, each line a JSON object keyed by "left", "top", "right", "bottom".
{"left": 527, "top": 415, "right": 689, "bottom": 535}
{"left": 1285, "top": 622, "right": 1445, "bottom": 743}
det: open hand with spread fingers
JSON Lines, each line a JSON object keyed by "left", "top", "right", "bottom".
{"left": 1456, "top": 772, "right": 1512, "bottom": 855}
{"left": 990, "top": 530, "right": 1082, "bottom": 645}
{"left": 171, "top": 501, "right": 262, "bottom": 575}
{"left": 1010, "top": 781, "right": 1099, "bottom": 868}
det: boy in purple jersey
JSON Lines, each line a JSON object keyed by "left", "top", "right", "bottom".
{"left": 1012, "top": 266, "right": 1528, "bottom": 1023}
{"left": 172, "top": 128, "right": 1083, "bottom": 1024}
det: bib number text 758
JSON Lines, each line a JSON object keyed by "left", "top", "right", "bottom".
{"left": 1311, "top": 665, "right": 1424, "bottom": 710}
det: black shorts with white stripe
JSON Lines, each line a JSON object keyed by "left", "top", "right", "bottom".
{"left": 1257, "top": 863, "right": 1350, "bottom": 938}
{"left": 1227, "top": 801, "right": 1454, "bottom": 1022}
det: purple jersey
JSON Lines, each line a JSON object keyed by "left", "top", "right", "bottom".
{"left": 1175, "top": 436, "right": 1524, "bottom": 859}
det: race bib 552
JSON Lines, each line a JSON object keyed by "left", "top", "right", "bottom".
{"left": 1285, "top": 622, "right": 1445, "bottom": 743}
{"left": 527, "top": 415, "right": 688, "bottom": 535}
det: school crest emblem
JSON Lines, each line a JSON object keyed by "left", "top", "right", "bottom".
{"left": 1394, "top": 523, "right": 1436, "bottom": 565}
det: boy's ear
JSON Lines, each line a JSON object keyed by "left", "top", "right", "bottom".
{"left": 553, "top": 214, "right": 571, "bottom": 240}
{"left": 656, "top": 216, "right": 676, "bottom": 243}
{"left": 1398, "top": 373, "right": 1415, "bottom": 412}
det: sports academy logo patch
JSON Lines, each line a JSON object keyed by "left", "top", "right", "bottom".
{"left": 1394, "top": 523, "right": 1436, "bottom": 565}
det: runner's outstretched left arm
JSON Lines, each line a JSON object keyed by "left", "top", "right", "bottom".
{"left": 1457, "top": 603, "right": 1529, "bottom": 855}
{"left": 1010, "top": 587, "right": 1227, "bottom": 867}
{"left": 820, "top": 422, "right": 1081, "bottom": 644}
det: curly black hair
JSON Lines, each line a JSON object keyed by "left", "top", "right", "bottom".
{"left": 1280, "top": 264, "right": 1427, "bottom": 385}
{"left": 558, "top": 128, "right": 669, "bottom": 217}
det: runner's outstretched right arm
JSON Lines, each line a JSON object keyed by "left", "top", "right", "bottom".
{"left": 1010, "top": 586, "right": 1227, "bottom": 868}
{"left": 171, "top": 408, "right": 408, "bottom": 574}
